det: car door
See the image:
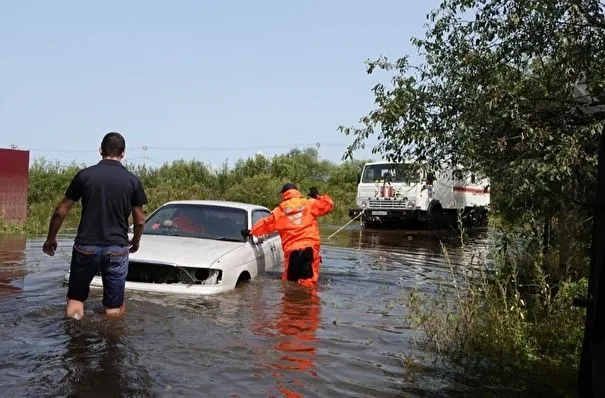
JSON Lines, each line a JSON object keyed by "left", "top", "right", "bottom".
{"left": 251, "top": 209, "right": 281, "bottom": 270}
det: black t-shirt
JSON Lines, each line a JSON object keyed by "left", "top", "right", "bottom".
{"left": 65, "top": 159, "right": 148, "bottom": 246}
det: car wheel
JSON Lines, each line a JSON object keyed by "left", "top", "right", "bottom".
{"left": 236, "top": 271, "right": 251, "bottom": 286}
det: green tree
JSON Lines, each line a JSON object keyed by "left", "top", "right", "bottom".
{"left": 223, "top": 173, "right": 283, "bottom": 209}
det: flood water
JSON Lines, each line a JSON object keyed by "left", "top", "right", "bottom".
{"left": 0, "top": 228, "right": 571, "bottom": 397}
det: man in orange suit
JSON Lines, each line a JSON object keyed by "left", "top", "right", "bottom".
{"left": 244, "top": 183, "right": 333, "bottom": 287}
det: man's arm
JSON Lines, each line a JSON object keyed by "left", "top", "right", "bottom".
{"left": 43, "top": 171, "right": 82, "bottom": 256}
{"left": 129, "top": 206, "right": 146, "bottom": 253}
{"left": 310, "top": 193, "right": 334, "bottom": 218}
{"left": 129, "top": 178, "right": 149, "bottom": 253}
{"left": 47, "top": 197, "right": 76, "bottom": 240}
{"left": 42, "top": 197, "right": 76, "bottom": 256}
{"left": 250, "top": 212, "right": 277, "bottom": 237}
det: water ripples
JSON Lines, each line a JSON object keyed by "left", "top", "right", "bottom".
{"left": 0, "top": 227, "right": 493, "bottom": 397}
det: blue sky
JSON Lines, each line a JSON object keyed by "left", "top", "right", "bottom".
{"left": 1, "top": 0, "right": 441, "bottom": 169}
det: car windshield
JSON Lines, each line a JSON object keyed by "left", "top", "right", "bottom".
{"left": 143, "top": 204, "right": 248, "bottom": 242}
{"left": 361, "top": 163, "right": 421, "bottom": 184}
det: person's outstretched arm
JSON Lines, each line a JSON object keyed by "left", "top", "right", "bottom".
{"left": 251, "top": 212, "right": 278, "bottom": 236}
{"left": 308, "top": 187, "right": 334, "bottom": 217}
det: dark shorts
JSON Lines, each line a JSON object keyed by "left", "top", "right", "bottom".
{"left": 287, "top": 247, "right": 315, "bottom": 281}
{"left": 67, "top": 244, "right": 129, "bottom": 309}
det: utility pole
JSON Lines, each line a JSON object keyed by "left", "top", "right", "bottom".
{"left": 316, "top": 142, "right": 320, "bottom": 161}
{"left": 142, "top": 146, "right": 148, "bottom": 168}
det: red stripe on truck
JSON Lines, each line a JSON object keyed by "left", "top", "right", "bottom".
{"left": 453, "top": 186, "right": 489, "bottom": 194}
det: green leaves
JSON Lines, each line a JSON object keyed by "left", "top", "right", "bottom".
{"left": 24, "top": 149, "right": 371, "bottom": 231}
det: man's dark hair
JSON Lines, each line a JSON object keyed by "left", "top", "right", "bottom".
{"left": 280, "top": 182, "right": 298, "bottom": 194}
{"left": 101, "top": 132, "right": 126, "bottom": 157}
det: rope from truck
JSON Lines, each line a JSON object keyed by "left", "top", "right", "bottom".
{"left": 326, "top": 208, "right": 366, "bottom": 240}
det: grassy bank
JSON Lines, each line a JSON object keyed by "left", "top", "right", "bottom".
{"left": 1, "top": 148, "right": 367, "bottom": 235}
{"left": 402, "top": 216, "right": 589, "bottom": 395}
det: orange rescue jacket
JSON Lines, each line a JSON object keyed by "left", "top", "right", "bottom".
{"left": 250, "top": 189, "right": 333, "bottom": 253}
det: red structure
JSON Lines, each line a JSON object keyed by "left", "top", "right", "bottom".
{"left": 0, "top": 148, "right": 30, "bottom": 223}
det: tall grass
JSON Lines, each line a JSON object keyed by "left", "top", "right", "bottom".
{"left": 403, "top": 218, "right": 588, "bottom": 394}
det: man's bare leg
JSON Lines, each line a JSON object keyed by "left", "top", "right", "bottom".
{"left": 65, "top": 299, "right": 85, "bottom": 320}
{"left": 104, "top": 304, "right": 125, "bottom": 318}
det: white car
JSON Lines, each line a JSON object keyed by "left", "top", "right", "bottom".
{"left": 63, "top": 200, "right": 284, "bottom": 295}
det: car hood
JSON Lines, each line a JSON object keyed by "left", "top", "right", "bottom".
{"left": 129, "top": 234, "right": 245, "bottom": 268}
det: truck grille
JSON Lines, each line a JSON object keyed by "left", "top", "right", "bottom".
{"left": 368, "top": 199, "right": 411, "bottom": 209}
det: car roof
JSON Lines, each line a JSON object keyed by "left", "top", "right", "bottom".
{"left": 160, "top": 199, "right": 270, "bottom": 212}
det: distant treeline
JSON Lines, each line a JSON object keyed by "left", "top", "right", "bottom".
{"left": 21, "top": 147, "right": 367, "bottom": 233}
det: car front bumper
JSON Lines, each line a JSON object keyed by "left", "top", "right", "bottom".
{"left": 63, "top": 273, "right": 232, "bottom": 296}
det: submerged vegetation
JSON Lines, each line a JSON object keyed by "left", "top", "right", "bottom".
{"left": 1, "top": 148, "right": 367, "bottom": 235}
{"left": 404, "top": 226, "right": 588, "bottom": 395}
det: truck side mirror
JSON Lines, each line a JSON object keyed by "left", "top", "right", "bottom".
{"left": 357, "top": 173, "right": 361, "bottom": 182}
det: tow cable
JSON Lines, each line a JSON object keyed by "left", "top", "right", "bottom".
{"left": 326, "top": 208, "right": 366, "bottom": 240}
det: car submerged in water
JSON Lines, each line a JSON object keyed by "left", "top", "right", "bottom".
{"left": 63, "top": 200, "right": 284, "bottom": 296}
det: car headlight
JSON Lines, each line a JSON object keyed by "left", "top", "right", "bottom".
{"left": 408, "top": 201, "right": 415, "bottom": 208}
{"left": 361, "top": 201, "right": 368, "bottom": 208}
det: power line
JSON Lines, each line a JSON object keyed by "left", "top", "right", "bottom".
{"left": 21, "top": 149, "right": 100, "bottom": 153}
{"left": 144, "top": 143, "right": 347, "bottom": 152}
{"left": 20, "top": 146, "right": 145, "bottom": 153}
{"left": 16, "top": 142, "right": 347, "bottom": 153}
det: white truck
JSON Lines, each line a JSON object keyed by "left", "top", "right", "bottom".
{"left": 348, "top": 161, "right": 491, "bottom": 228}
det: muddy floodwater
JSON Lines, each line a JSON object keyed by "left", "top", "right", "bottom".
{"left": 0, "top": 228, "right": 571, "bottom": 397}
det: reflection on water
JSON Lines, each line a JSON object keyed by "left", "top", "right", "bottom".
{"left": 60, "top": 320, "right": 125, "bottom": 397}
{"left": 0, "top": 229, "right": 571, "bottom": 397}
{"left": 251, "top": 284, "right": 321, "bottom": 397}
{"left": 58, "top": 319, "right": 154, "bottom": 398}
{"left": 330, "top": 224, "right": 490, "bottom": 254}
{"left": 274, "top": 287, "right": 320, "bottom": 374}
{"left": 0, "top": 234, "right": 26, "bottom": 296}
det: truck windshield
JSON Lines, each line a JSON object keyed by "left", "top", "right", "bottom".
{"left": 361, "top": 163, "right": 421, "bottom": 184}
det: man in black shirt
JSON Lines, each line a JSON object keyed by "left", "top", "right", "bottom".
{"left": 42, "top": 132, "right": 148, "bottom": 320}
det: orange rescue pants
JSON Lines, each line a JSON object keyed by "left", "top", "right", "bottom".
{"left": 283, "top": 246, "right": 321, "bottom": 287}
